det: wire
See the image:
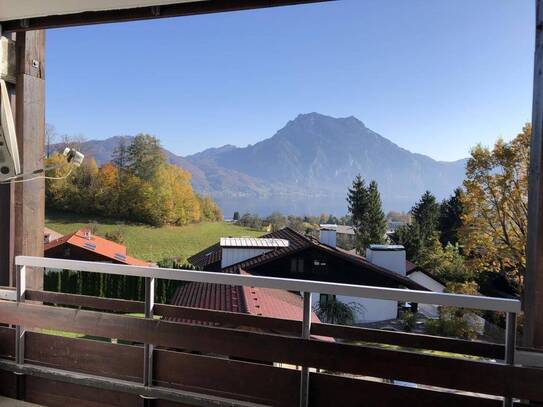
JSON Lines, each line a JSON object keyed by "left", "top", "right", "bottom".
{"left": 1, "top": 168, "right": 73, "bottom": 184}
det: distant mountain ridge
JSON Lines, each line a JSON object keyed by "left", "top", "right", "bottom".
{"left": 59, "top": 113, "right": 467, "bottom": 215}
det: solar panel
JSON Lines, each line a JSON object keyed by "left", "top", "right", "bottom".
{"left": 83, "top": 242, "right": 96, "bottom": 250}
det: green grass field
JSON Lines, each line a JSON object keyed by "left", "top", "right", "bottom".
{"left": 45, "top": 211, "right": 263, "bottom": 262}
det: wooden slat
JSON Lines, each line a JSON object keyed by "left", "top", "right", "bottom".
{"left": 312, "top": 322, "right": 504, "bottom": 359}
{"left": 24, "top": 376, "right": 141, "bottom": 407}
{"left": 0, "top": 326, "right": 15, "bottom": 359}
{"left": 1, "top": 329, "right": 501, "bottom": 407}
{"left": 25, "top": 332, "right": 143, "bottom": 383}
{"left": 1, "top": 300, "right": 543, "bottom": 400}
{"left": 1, "top": 0, "right": 333, "bottom": 32}
{"left": 26, "top": 290, "right": 143, "bottom": 313}
{"left": 26, "top": 289, "right": 301, "bottom": 334}
{"left": 309, "top": 372, "right": 501, "bottom": 407}
{"left": 25, "top": 290, "right": 505, "bottom": 359}
{"left": 155, "top": 349, "right": 299, "bottom": 406}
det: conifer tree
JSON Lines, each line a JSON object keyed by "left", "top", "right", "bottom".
{"left": 347, "top": 176, "right": 387, "bottom": 253}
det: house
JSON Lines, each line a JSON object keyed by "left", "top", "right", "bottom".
{"left": 44, "top": 227, "right": 63, "bottom": 244}
{"left": 188, "top": 227, "right": 426, "bottom": 324}
{"left": 405, "top": 261, "right": 446, "bottom": 317}
{"left": 44, "top": 228, "right": 149, "bottom": 266}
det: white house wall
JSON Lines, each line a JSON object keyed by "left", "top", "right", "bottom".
{"left": 408, "top": 271, "right": 445, "bottom": 318}
{"left": 312, "top": 294, "right": 397, "bottom": 324}
{"left": 221, "top": 248, "right": 271, "bottom": 268}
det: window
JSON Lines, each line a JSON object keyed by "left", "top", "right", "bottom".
{"left": 290, "top": 257, "right": 304, "bottom": 273}
{"left": 319, "top": 293, "right": 335, "bottom": 307}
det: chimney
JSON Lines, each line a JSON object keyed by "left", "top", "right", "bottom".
{"left": 319, "top": 224, "right": 337, "bottom": 248}
{"left": 366, "top": 244, "right": 406, "bottom": 275}
{"left": 83, "top": 229, "right": 92, "bottom": 240}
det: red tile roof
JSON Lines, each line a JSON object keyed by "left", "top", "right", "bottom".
{"left": 170, "top": 282, "right": 245, "bottom": 315}
{"left": 44, "top": 229, "right": 149, "bottom": 266}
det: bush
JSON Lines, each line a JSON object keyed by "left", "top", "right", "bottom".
{"left": 425, "top": 308, "right": 478, "bottom": 340}
{"left": 400, "top": 311, "right": 418, "bottom": 332}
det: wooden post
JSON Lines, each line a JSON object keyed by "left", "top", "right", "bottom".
{"left": 525, "top": 0, "right": 543, "bottom": 349}
{"left": 12, "top": 30, "right": 45, "bottom": 290}
{"left": 0, "top": 32, "right": 16, "bottom": 288}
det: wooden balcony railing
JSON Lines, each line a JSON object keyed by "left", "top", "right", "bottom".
{"left": 0, "top": 256, "right": 541, "bottom": 407}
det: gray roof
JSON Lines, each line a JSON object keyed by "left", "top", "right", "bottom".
{"left": 219, "top": 237, "right": 289, "bottom": 248}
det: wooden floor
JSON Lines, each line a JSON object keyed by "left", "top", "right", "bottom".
{"left": 0, "top": 396, "right": 43, "bottom": 406}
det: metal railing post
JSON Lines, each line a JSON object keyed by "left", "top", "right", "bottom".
{"left": 299, "top": 291, "right": 312, "bottom": 407}
{"left": 503, "top": 311, "right": 517, "bottom": 407}
{"left": 15, "top": 264, "right": 26, "bottom": 400}
{"left": 142, "top": 276, "right": 156, "bottom": 407}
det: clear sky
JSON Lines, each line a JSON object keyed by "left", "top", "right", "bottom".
{"left": 46, "top": 0, "right": 535, "bottom": 161}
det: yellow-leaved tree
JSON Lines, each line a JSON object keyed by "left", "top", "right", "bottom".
{"left": 460, "top": 124, "right": 530, "bottom": 294}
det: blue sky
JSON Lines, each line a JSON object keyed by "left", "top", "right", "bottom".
{"left": 46, "top": 0, "right": 534, "bottom": 161}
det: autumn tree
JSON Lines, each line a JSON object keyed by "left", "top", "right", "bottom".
{"left": 460, "top": 125, "right": 530, "bottom": 294}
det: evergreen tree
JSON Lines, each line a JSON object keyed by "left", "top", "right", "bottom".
{"left": 439, "top": 188, "right": 464, "bottom": 246}
{"left": 411, "top": 190, "right": 440, "bottom": 243}
{"left": 366, "top": 181, "right": 387, "bottom": 245}
{"left": 347, "top": 176, "right": 386, "bottom": 252}
{"left": 347, "top": 175, "right": 369, "bottom": 252}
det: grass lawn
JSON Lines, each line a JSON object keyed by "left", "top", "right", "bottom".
{"left": 46, "top": 210, "right": 263, "bottom": 262}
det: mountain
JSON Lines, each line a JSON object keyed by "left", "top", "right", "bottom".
{"left": 59, "top": 113, "right": 467, "bottom": 215}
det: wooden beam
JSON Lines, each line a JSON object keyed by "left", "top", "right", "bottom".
{"left": 1, "top": 0, "right": 333, "bottom": 33}
{"left": 526, "top": 0, "right": 543, "bottom": 350}
{"left": 12, "top": 30, "right": 45, "bottom": 291}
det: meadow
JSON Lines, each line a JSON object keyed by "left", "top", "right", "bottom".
{"left": 46, "top": 211, "right": 263, "bottom": 262}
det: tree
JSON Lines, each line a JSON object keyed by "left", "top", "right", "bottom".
{"left": 347, "top": 176, "right": 387, "bottom": 253}
{"left": 366, "top": 180, "right": 387, "bottom": 245}
{"left": 439, "top": 188, "right": 464, "bottom": 246}
{"left": 45, "top": 123, "right": 57, "bottom": 158}
{"left": 392, "top": 191, "right": 441, "bottom": 262}
{"left": 266, "top": 212, "right": 288, "bottom": 231}
{"left": 411, "top": 191, "right": 440, "bottom": 243}
{"left": 313, "top": 297, "right": 364, "bottom": 325}
{"left": 127, "top": 134, "right": 165, "bottom": 182}
{"left": 460, "top": 125, "right": 530, "bottom": 294}
{"left": 112, "top": 138, "right": 130, "bottom": 176}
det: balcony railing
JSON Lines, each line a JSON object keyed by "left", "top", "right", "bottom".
{"left": 0, "top": 255, "right": 541, "bottom": 407}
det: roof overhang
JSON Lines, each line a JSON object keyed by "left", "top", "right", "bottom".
{"left": 0, "top": 0, "right": 333, "bottom": 32}
{"left": 0, "top": 1, "right": 199, "bottom": 22}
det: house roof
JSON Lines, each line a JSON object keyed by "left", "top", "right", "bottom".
{"left": 169, "top": 276, "right": 329, "bottom": 340}
{"left": 220, "top": 237, "right": 289, "bottom": 248}
{"left": 188, "top": 227, "right": 311, "bottom": 270}
{"left": 190, "top": 227, "right": 425, "bottom": 290}
{"left": 188, "top": 242, "right": 222, "bottom": 269}
{"left": 44, "top": 229, "right": 149, "bottom": 267}
{"left": 170, "top": 282, "right": 246, "bottom": 315}
{"left": 44, "top": 227, "right": 63, "bottom": 242}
